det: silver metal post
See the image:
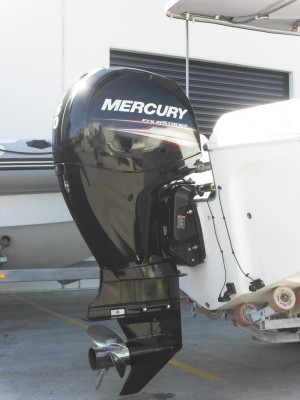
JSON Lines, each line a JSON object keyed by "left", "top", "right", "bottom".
{"left": 61, "top": 0, "right": 65, "bottom": 94}
{"left": 185, "top": 16, "right": 190, "bottom": 98}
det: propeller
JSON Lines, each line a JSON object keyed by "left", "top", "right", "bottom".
{"left": 87, "top": 325, "right": 129, "bottom": 391}
{"left": 87, "top": 317, "right": 181, "bottom": 396}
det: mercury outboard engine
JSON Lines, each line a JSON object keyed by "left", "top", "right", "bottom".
{"left": 52, "top": 67, "right": 206, "bottom": 395}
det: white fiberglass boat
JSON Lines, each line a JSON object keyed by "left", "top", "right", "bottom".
{"left": 180, "top": 98, "right": 300, "bottom": 341}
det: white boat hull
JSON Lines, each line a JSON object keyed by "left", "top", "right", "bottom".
{"left": 0, "top": 139, "right": 92, "bottom": 269}
{"left": 180, "top": 99, "right": 300, "bottom": 311}
{"left": 0, "top": 192, "right": 92, "bottom": 269}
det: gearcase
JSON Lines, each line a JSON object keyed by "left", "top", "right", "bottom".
{"left": 52, "top": 67, "right": 207, "bottom": 395}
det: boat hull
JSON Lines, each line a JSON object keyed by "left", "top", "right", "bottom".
{"left": 180, "top": 100, "right": 300, "bottom": 310}
{"left": 0, "top": 139, "right": 92, "bottom": 269}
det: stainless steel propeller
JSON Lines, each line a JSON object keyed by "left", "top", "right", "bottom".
{"left": 87, "top": 325, "right": 129, "bottom": 390}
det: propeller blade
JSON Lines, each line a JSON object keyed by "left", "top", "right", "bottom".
{"left": 95, "top": 368, "right": 108, "bottom": 390}
{"left": 88, "top": 324, "right": 129, "bottom": 381}
{"left": 87, "top": 325, "right": 124, "bottom": 346}
{"left": 110, "top": 352, "right": 127, "bottom": 378}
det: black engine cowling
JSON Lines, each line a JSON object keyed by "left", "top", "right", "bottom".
{"left": 53, "top": 67, "right": 202, "bottom": 268}
{"left": 52, "top": 67, "right": 204, "bottom": 395}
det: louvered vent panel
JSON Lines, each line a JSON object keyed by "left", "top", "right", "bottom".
{"left": 110, "top": 49, "right": 289, "bottom": 136}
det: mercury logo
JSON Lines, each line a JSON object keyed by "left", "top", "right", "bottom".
{"left": 101, "top": 98, "right": 188, "bottom": 120}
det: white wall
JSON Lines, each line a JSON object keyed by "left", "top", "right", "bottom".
{"left": 1, "top": 0, "right": 300, "bottom": 139}
{"left": 0, "top": 0, "right": 62, "bottom": 139}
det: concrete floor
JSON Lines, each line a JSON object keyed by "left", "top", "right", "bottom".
{"left": 1, "top": 290, "right": 300, "bottom": 400}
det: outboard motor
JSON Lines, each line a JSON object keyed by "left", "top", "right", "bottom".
{"left": 52, "top": 67, "right": 206, "bottom": 395}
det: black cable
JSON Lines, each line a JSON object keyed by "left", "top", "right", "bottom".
{"left": 217, "top": 186, "right": 254, "bottom": 281}
{"left": 207, "top": 194, "right": 227, "bottom": 298}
